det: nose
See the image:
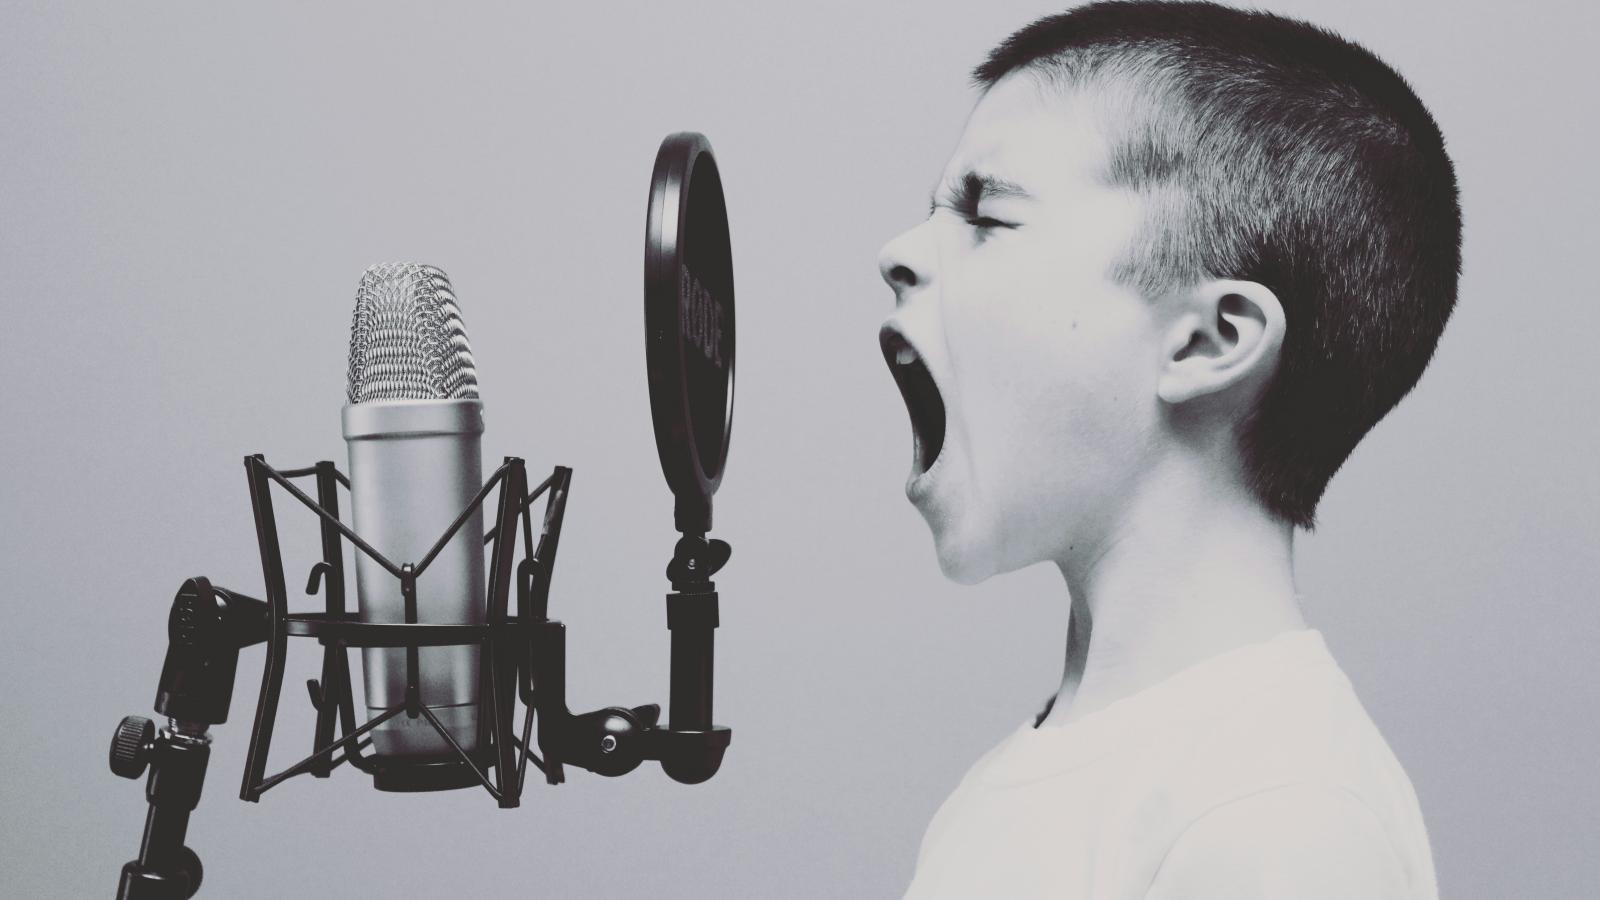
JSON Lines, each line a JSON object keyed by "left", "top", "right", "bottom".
{"left": 877, "top": 221, "right": 934, "bottom": 300}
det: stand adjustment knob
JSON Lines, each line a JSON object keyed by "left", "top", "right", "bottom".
{"left": 110, "top": 715, "right": 155, "bottom": 779}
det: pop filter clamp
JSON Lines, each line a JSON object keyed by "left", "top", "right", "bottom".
{"left": 106, "top": 133, "right": 736, "bottom": 898}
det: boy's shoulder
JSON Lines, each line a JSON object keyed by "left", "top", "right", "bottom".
{"left": 1122, "top": 632, "right": 1437, "bottom": 897}
{"left": 1166, "top": 632, "right": 1414, "bottom": 804}
{"left": 1230, "top": 636, "right": 1420, "bottom": 808}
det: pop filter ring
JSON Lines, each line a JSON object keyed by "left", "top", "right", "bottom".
{"left": 645, "top": 132, "right": 736, "bottom": 536}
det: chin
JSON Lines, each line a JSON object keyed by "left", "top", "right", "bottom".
{"left": 928, "top": 515, "right": 1008, "bottom": 586}
{"left": 927, "top": 496, "right": 1069, "bottom": 585}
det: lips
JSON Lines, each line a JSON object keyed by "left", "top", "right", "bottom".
{"left": 880, "top": 326, "right": 946, "bottom": 475}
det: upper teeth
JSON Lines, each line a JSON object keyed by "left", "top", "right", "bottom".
{"left": 896, "top": 346, "right": 918, "bottom": 366}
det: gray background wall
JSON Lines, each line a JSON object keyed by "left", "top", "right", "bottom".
{"left": 2, "top": 1, "right": 1594, "bottom": 897}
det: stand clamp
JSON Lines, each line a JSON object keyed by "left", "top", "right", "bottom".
{"left": 110, "top": 577, "right": 268, "bottom": 899}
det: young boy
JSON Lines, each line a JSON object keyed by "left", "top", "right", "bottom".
{"left": 876, "top": 3, "right": 1458, "bottom": 898}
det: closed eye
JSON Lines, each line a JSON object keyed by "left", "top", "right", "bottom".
{"left": 966, "top": 216, "right": 1013, "bottom": 230}
{"left": 929, "top": 171, "right": 1031, "bottom": 233}
{"left": 927, "top": 200, "right": 1016, "bottom": 233}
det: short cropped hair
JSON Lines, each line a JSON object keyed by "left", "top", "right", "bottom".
{"left": 975, "top": 1, "right": 1461, "bottom": 529}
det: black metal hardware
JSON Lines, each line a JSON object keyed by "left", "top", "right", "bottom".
{"left": 115, "top": 720, "right": 210, "bottom": 898}
{"left": 112, "top": 575, "right": 261, "bottom": 898}
{"left": 112, "top": 453, "right": 732, "bottom": 896}
{"left": 110, "top": 716, "right": 156, "bottom": 780}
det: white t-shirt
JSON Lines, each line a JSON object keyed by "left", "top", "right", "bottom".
{"left": 902, "top": 629, "right": 1437, "bottom": 899}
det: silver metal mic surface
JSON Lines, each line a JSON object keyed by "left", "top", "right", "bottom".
{"left": 344, "top": 263, "right": 486, "bottom": 760}
{"left": 347, "top": 263, "right": 479, "bottom": 404}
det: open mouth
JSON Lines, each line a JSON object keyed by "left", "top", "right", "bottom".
{"left": 880, "top": 326, "right": 946, "bottom": 474}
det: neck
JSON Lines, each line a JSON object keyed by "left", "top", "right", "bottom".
{"left": 1039, "top": 455, "right": 1304, "bottom": 728}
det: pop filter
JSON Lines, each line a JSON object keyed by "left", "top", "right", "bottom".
{"left": 645, "top": 132, "right": 735, "bottom": 536}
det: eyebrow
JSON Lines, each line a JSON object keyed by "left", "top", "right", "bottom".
{"left": 928, "top": 170, "right": 1033, "bottom": 216}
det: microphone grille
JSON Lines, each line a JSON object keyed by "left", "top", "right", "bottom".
{"left": 346, "top": 263, "right": 480, "bottom": 404}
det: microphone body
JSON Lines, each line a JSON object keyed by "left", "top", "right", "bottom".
{"left": 344, "top": 399, "right": 484, "bottom": 756}
{"left": 342, "top": 263, "right": 485, "bottom": 758}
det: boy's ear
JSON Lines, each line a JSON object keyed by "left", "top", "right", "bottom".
{"left": 1156, "top": 279, "right": 1285, "bottom": 406}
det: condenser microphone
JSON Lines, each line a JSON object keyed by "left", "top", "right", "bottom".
{"left": 342, "top": 263, "right": 485, "bottom": 758}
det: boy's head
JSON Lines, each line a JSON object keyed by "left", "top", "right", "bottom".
{"left": 878, "top": 1, "right": 1460, "bottom": 583}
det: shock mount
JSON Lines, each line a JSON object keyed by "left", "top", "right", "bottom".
{"left": 109, "top": 455, "right": 731, "bottom": 898}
